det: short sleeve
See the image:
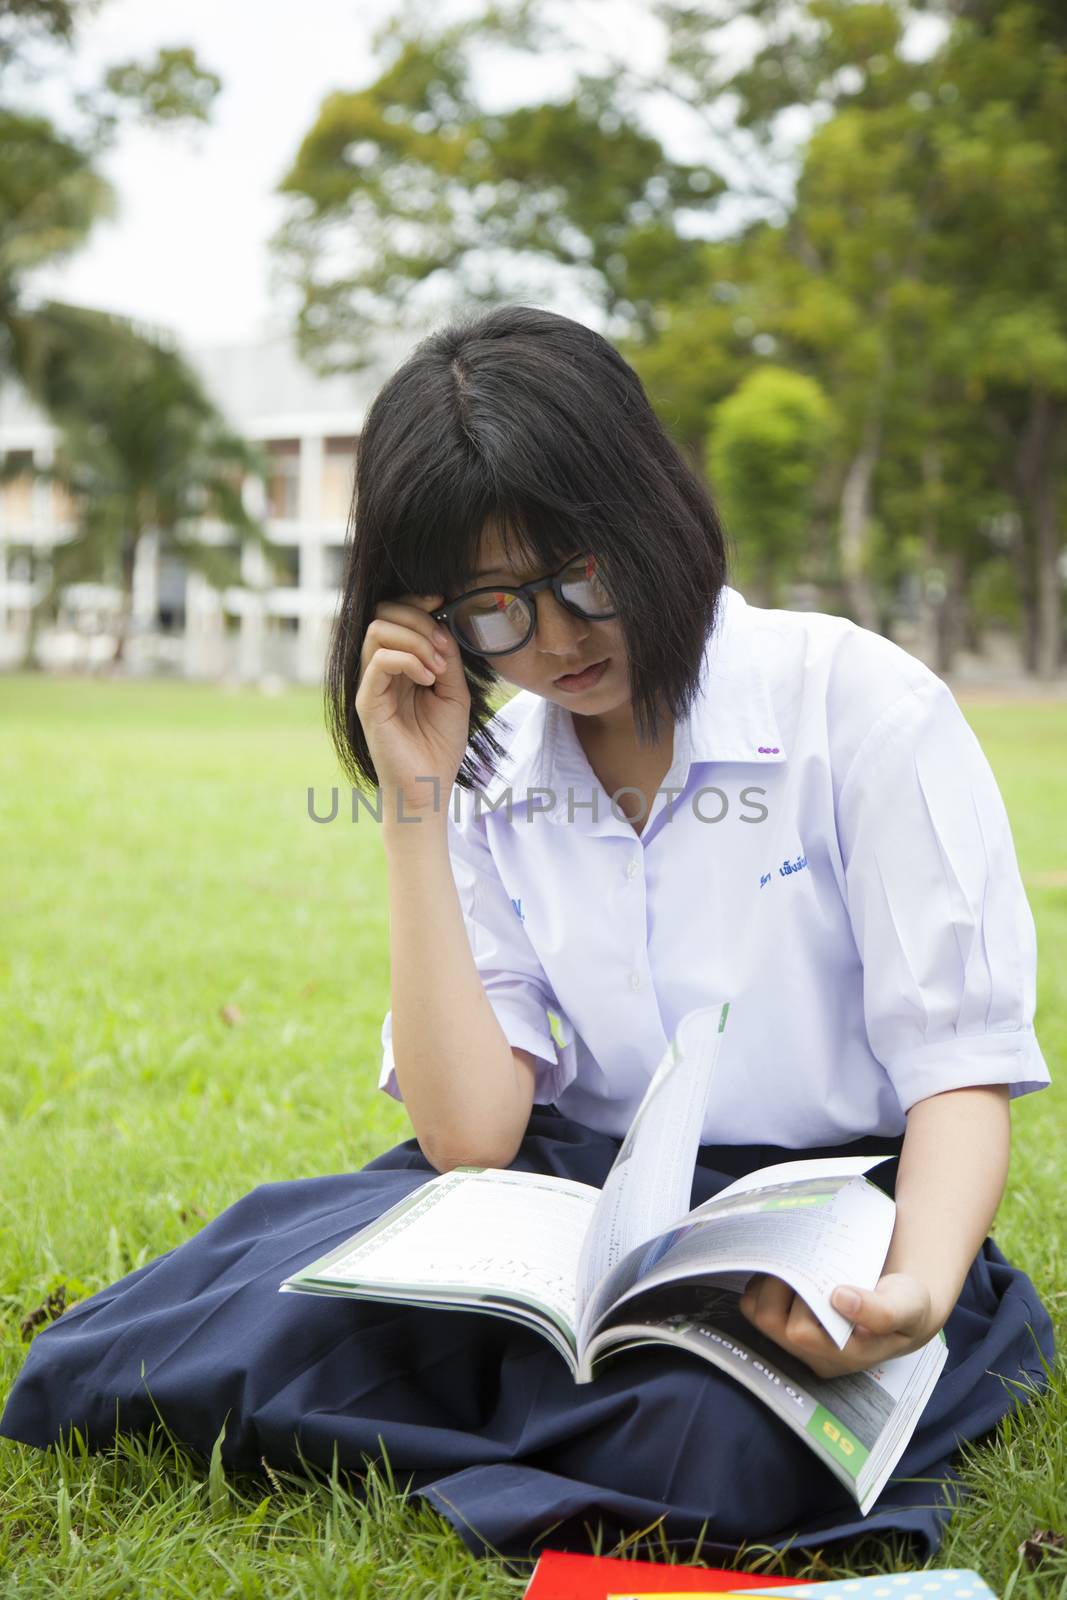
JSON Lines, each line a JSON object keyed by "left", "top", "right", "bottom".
{"left": 837, "top": 677, "right": 1051, "bottom": 1114}
{"left": 378, "top": 788, "right": 578, "bottom": 1108}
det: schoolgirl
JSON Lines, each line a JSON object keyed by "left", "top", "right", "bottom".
{"left": 1, "top": 304, "right": 1054, "bottom": 1562}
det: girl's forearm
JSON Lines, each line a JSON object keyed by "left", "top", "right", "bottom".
{"left": 882, "top": 1083, "right": 1011, "bottom": 1327}
{"left": 383, "top": 812, "right": 535, "bottom": 1173}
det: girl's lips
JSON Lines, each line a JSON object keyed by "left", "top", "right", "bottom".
{"left": 554, "top": 658, "right": 609, "bottom": 691}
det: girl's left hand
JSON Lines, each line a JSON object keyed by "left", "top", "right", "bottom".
{"left": 738, "top": 1271, "right": 942, "bottom": 1378}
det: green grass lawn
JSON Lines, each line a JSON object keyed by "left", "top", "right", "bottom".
{"left": 1, "top": 672, "right": 1064, "bottom": 1598}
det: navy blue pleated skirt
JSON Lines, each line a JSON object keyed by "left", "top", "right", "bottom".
{"left": 0, "top": 1108, "right": 1055, "bottom": 1562}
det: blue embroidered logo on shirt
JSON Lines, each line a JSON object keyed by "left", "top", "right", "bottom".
{"left": 511, "top": 897, "right": 525, "bottom": 921}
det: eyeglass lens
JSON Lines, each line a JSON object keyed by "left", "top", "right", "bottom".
{"left": 450, "top": 555, "right": 615, "bottom": 654}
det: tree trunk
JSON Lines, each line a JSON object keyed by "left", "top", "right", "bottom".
{"left": 916, "top": 440, "right": 966, "bottom": 676}
{"left": 916, "top": 440, "right": 942, "bottom": 666}
{"left": 986, "top": 406, "right": 1039, "bottom": 672}
{"left": 18, "top": 599, "right": 43, "bottom": 672}
{"left": 17, "top": 550, "right": 49, "bottom": 672}
{"left": 1015, "top": 390, "right": 1064, "bottom": 680}
{"left": 111, "top": 536, "right": 138, "bottom": 668}
{"left": 935, "top": 548, "right": 966, "bottom": 676}
{"left": 1032, "top": 399, "right": 1063, "bottom": 680}
{"left": 1002, "top": 504, "right": 1039, "bottom": 673}
{"left": 838, "top": 409, "right": 882, "bottom": 634}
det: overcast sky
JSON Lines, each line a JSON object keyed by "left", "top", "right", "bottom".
{"left": 23, "top": 1, "right": 943, "bottom": 356}
{"left": 27, "top": 0, "right": 417, "bottom": 348}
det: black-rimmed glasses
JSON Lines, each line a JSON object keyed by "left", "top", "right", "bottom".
{"left": 431, "top": 554, "right": 617, "bottom": 657}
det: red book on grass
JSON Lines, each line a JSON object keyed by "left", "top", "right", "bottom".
{"left": 523, "top": 1549, "right": 811, "bottom": 1599}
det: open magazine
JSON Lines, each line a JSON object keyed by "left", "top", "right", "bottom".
{"left": 280, "top": 1002, "right": 947, "bottom": 1514}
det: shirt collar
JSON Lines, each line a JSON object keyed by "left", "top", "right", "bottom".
{"left": 475, "top": 584, "right": 786, "bottom": 824}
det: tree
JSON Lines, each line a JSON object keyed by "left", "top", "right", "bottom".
{"left": 9, "top": 303, "right": 268, "bottom": 668}
{"left": 926, "top": 3, "right": 1067, "bottom": 676}
{"left": 1, "top": 5, "right": 222, "bottom": 360}
{"left": 272, "top": 20, "right": 726, "bottom": 371}
{"left": 0, "top": 3, "right": 270, "bottom": 670}
{"left": 273, "top": 0, "right": 1065, "bottom": 670}
{"left": 685, "top": 0, "right": 1067, "bottom": 670}
{"left": 706, "top": 364, "right": 836, "bottom": 606}
{"left": 617, "top": 0, "right": 1067, "bottom": 669}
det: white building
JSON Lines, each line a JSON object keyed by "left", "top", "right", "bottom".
{"left": 0, "top": 333, "right": 410, "bottom": 685}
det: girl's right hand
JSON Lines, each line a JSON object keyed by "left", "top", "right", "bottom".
{"left": 354, "top": 592, "right": 472, "bottom": 815}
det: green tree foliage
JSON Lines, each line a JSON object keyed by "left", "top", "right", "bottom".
{"left": 0, "top": 108, "right": 111, "bottom": 361}
{"left": 10, "top": 303, "right": 266, "bottom": 665}
{"left": 101, "top": 47, "right": 221, "bottom": 126}
{"left": 617, "top": 274, "right": 753, "bottom": 467}
{"left": 926, "top": 3, "right": 1067, "bottom": 675}
{"left": 1, "top": 6, "right": 221, "bottom": 342}
{"left": 273, "top": 25, "right": 723, "bottom": 370}
{"left": 273, "top": 0, "right": 1065, "bottom": 672}
{"left": 0, "top": 0, "right": 85, "bottom": 70}
{"left": 693, "top": 0, "right": 1067, "bottom": 669}
{"left": 706, "top": 364, "right": 836, "bottom": 606}
{"left": 0, "top": 3, "right": 263, "bottom": 668}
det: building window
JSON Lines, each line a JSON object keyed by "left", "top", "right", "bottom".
{"left": 265, "top": 440, "right": 300, "bottom": 521}
{"left": 53, "top": 480, "right": 79, "bottom": 524}
{"left": 212, "top": 539, "right": 243, "bottom": 588}
{"left": 265, "top": 540, "right": 299, "bottom": 587}
{"left": 1, "top": 451, "right": 35, "bottom": 525}
{"left": 322, "top": 437, "right": 357, "bottom": 522}
{"left": 157, "top": 551, "right": 187, "bottom": 632}
{"left": 323, "top": 544, "right": 347, "bottom": 589}
{"left": 7, "top": 545, "right": 33, "bottom": 584}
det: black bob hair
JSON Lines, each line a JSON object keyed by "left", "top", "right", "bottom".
{"left": 325, "top": 303, "right": 731, "bottom": 794}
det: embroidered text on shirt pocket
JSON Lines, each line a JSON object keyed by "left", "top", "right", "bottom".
{"left": 759, "top": 850, "right": 809, "bottom": 888}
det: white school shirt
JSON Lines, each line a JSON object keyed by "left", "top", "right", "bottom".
{"left": 378, "top": 584, "right": 1051, "bottom": 1147}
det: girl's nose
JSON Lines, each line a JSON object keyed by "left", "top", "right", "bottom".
{"left": 532, "top": 589, "right": 589, "bottom": 655}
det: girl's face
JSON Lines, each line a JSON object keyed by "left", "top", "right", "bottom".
{"left": 463, "top": 524, "right": 631, "bottom": 718}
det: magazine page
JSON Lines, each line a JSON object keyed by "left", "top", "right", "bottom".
{"left": 732, "top": 1577, "right": 996, "bottom": 1600}
{"left": 582, "top": 1284, "right": 947, "bottom": 1513}
{"left": 693, "top": 1153, "right": 898, "bottom": 1208}
{"left": 280, "top": 1167, "right": 600, "bottom": 1369}
{"left": 573, "top": 1002, "right": 731, "bottom": 1337}
{"left": 580, "top": 1156, "right": 897, "bottom": 1353}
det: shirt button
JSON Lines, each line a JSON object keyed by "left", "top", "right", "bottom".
{"left": 629, "top": 971, "right": 641, "bottom": 990}
{"left": 625, "top": 859, "right": 639, "bottom": 879}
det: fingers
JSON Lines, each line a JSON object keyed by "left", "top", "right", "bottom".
{"left": 832, "top": 1284, "right": 896, "bottom": 1335}
{"left": 358, "top": 592, "right": 455, "bottom": 698}
{"left": 740, "top": 1273, "right": 792, "bottom": 1328}
{"left": 393, "top": 590, "right": 446, "bottom": 614}
{"left": 831, "top": 1275, "right": 930, "bottom": 1339}
{"left": 739, "top": 1273, "right": 923, "bottom": 1378}
{"left": 740, "top": 1274, "right": 851, "bottom": 1378}
{"left": 366, "top": 620, "right": 448, "bottom": 679}
{"left": 360, "top": 646, "right": 439, "bottom": 693}
{"left": 382, "top": 591, "right": 450, "bottom": 641}
{"left": 741, "top": 1274, "right": 827, "bottom": 1353}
